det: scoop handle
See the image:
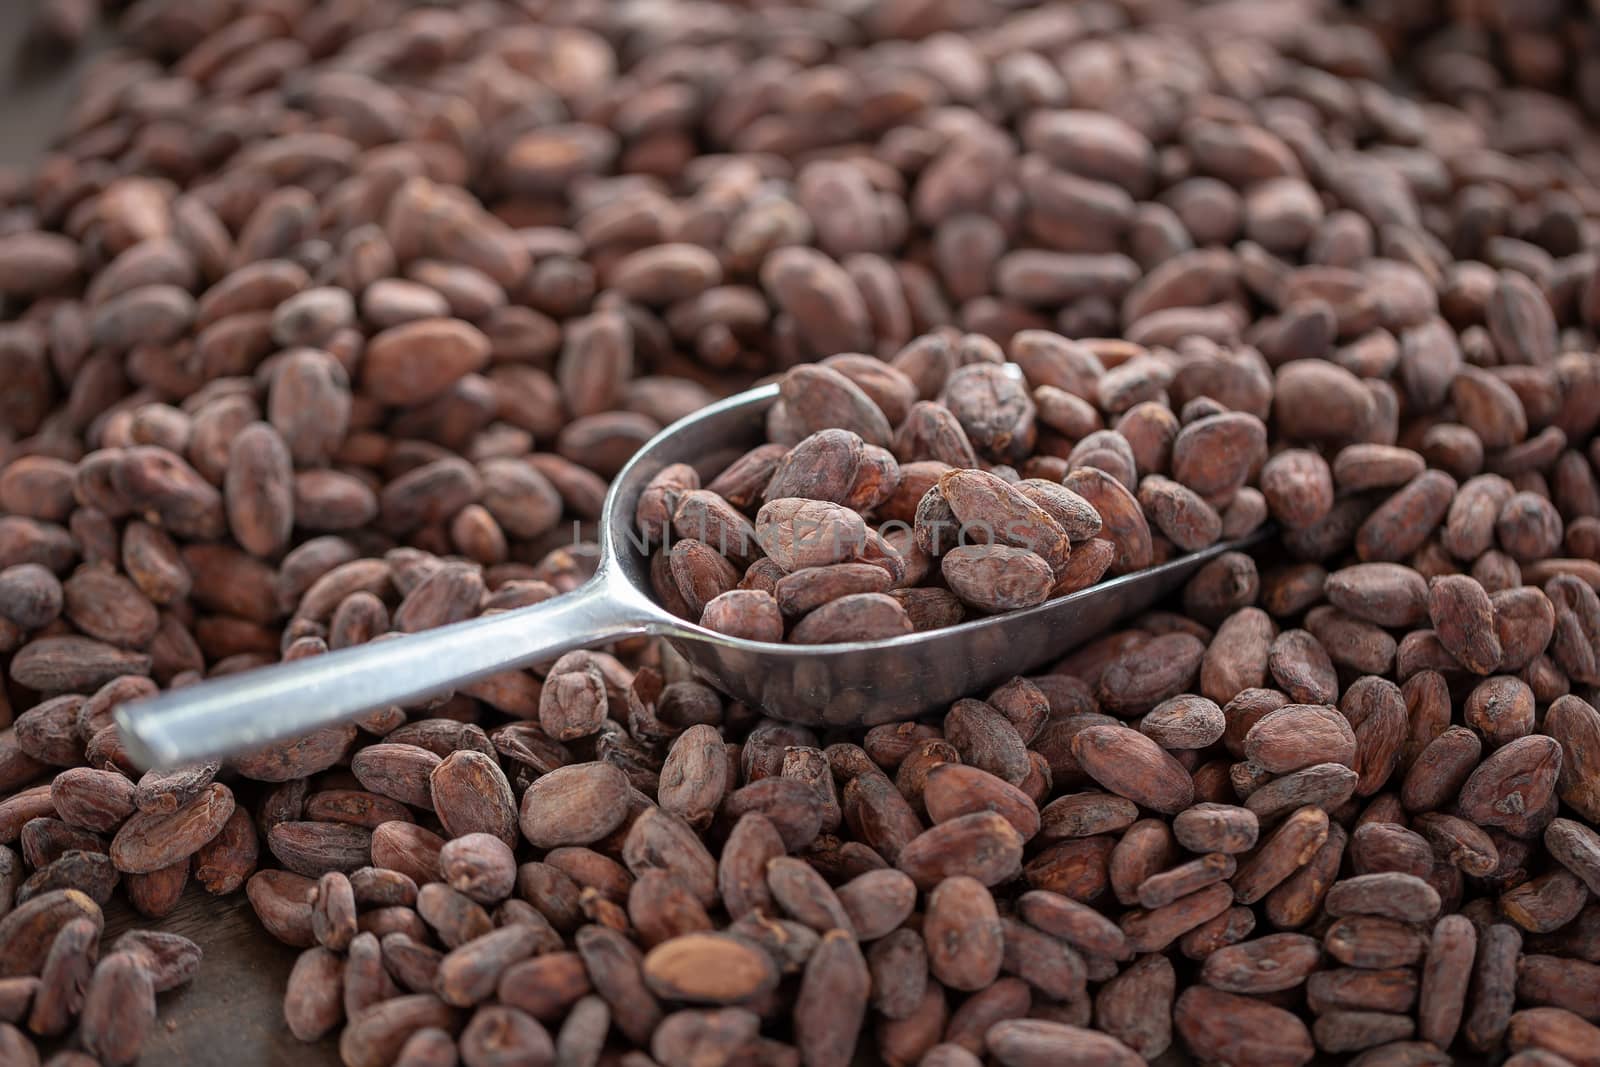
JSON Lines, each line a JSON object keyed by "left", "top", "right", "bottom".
{"left": 115, "top": 575, "right": 650, "bottom": 771}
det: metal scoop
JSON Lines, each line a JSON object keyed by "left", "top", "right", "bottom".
{"left": 116, "top": 375, "right": 1262, "bottom": 771}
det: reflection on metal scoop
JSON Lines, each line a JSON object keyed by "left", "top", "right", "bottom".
{"left": 116, "top": 375, "right": 1266, "bottom": 770}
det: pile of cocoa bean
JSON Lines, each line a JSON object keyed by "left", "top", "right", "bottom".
{"left": 639, "top": 341, "right": 1281, "bottom": 642}
{"left": 3, "top": 0, "right": 1600, "bottom": 1065}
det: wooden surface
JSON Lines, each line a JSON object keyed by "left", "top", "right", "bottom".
{"left": 91, "top": 891, "right": 340, "bottom": 1067}
{"left": 0, "top": 4, "right": 89, "bottom": 167}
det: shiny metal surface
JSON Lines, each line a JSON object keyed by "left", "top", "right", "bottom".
{"left": 118, "top": 378, "right": 1264, "bottom": 770}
